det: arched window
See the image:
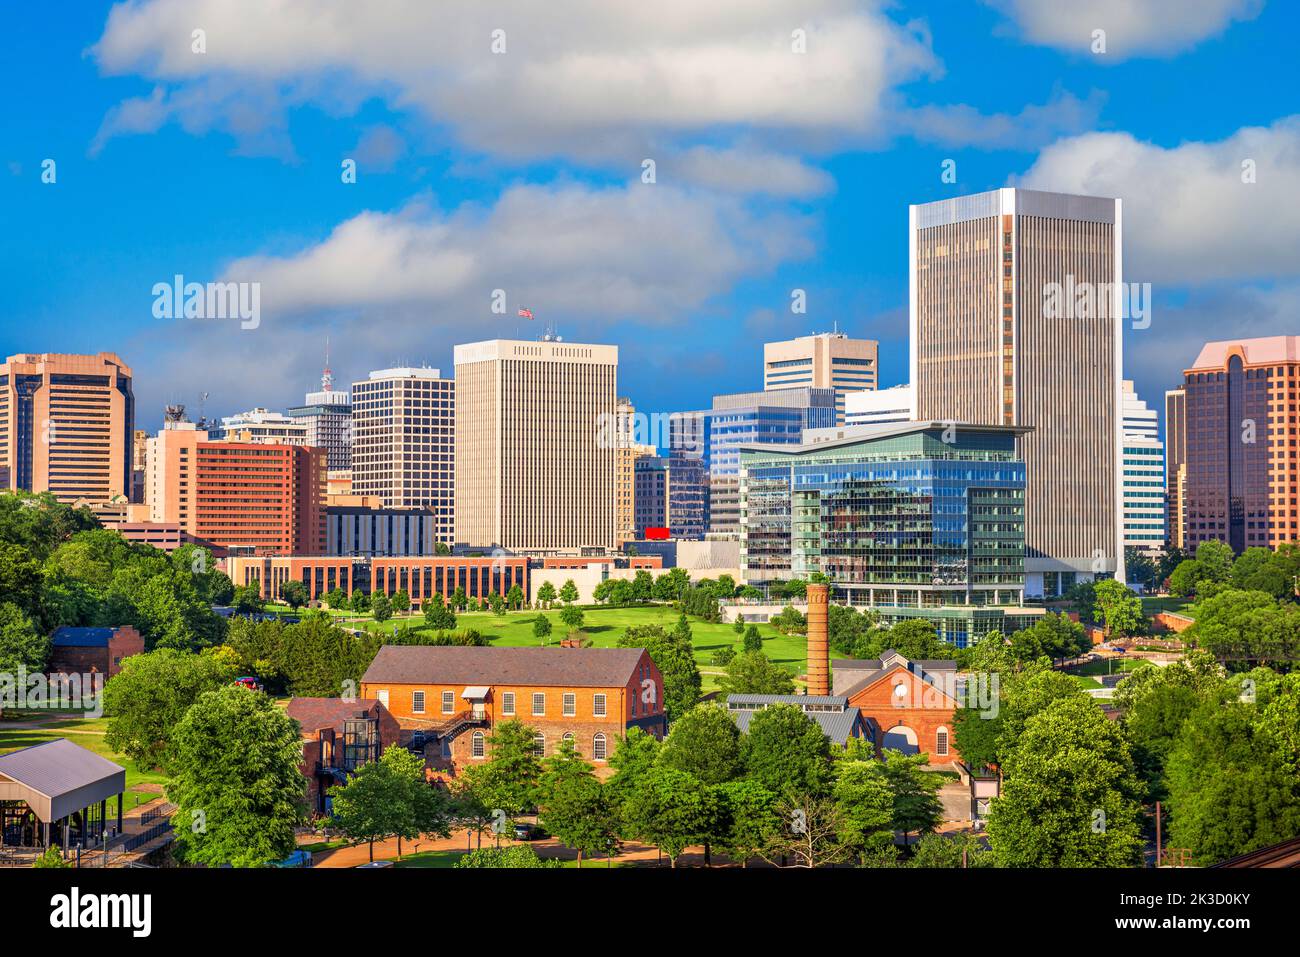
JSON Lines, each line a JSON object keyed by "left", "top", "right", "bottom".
{"left": 562, "top": 731, "right": 577, "bottom": 756}
{"left": 533, "top": 732, "right": 546, "bottom": 757}
{"left": 935, "top": 726, "right": 950, "bottom": 757}
{"left": 471, "top": 731, "right": 485, "bottom": 759}
{"left": 592, "top": 732, "right": 607, "bottom": 762}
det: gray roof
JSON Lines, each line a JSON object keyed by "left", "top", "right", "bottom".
{"left": 362, "top": 645, "right": 647, "bottom": 689}
{"left": 0, "top": 738, "right": 126, "bottom": 823}
{"left": 730, "top": 706, "right": 868, "bottom": 746}
{"left": 725, "top": 694, "right": 848, "bottom": 709}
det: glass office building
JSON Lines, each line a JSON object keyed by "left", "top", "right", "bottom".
{"left": 741, "top": 422, "right": 1032, "bottom": 646}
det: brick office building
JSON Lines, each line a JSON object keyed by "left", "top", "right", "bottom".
{"left": 360, "top": 645, "right": 666, "bottom": 773}
{"left": 225, "top": 554, "right": 530, "bottom": 604}
{"left": 285, "top": 697, "right": 401, "bottom": 815}
{"left": 46, "top": 626, "right": 144, "bottom": 680}
{"left": 833, "top": 651, "right": 962, "bottom": 765}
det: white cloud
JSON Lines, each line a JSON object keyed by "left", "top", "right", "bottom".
{"left": 1019, "top": 116, "right": 1300, "bottom": 284}
{"left": 986, "top": 0, "right": 1262, "bottom": 59}
{"left": 222, "top": 181, "right": 814, "bottom": 321}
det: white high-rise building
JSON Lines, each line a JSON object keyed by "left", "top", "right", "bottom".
{"left": 351, "top": 367, "right": 455, "bottom": 542}
{"left": 289, "top": 355, "right": 352, "bottom": 471}
{"left": 217, "top": 408, "right": 308, "bottom": 445}
{"left": 845, "top": 384, "right": 913, "bottom": 427}
{"left": 454, "top": 339, "right": 617, "bottom": 552}
{"left": 910, "top": 187, "right": 1125, "bottom": 597}
{"left": 1121, "top": 380, "right": 1166, "bottom": 559}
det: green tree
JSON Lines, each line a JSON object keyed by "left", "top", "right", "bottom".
{"left": 875, "top": 750, "right": 944, "bottom": 846}
{"left": 505, "top": 584, "right": 525, "bottom": 610}
{"left": 488, "top": 592, "right": 507, "bottom": 615}
{"left": 558, "top": 605, "right": 585, "bottom": 634}
{"left": 617, "top": 624, "right": 700, "bottom": 722}
{"left": 103, "top": 648, "right": 238, "bottom": 770}
{"left": 742, "top": 623, "right": 763, "bottom": 653}
{"left": 1196, "top": 539, "right": 1236, "bottom": 584}
{"left": 1092, "top": 579, "right": 1145, "bottom": 640}
{"left": 717, "top": 650, "right": 795, "bottom": 696}
{"left": 952, "top": 706, "right": 1004, "bottom": 773}
{"left": 32, "top": 846, "right": 71, "bottom": 868}
{"left": 832, "top": 758, "right": 896, "bottom": 860}
{"left": 532, "top": 614, "right": 553, "bottom": 643}
{"left": 741, "top": 703, "right": 832, "bottom": 797}
{"left": 987, "top": 696, "right": 1144, "bottom": 867}
{"left": 536, "top": 581, "right": 557, "bottom": 608}
{"left": 1168, "top": 559, "right": 1203, "bottom": 597}
{"left": 454, "top": 845, "right": 561, "bottom": 868}
{"left": 658, "top": 704, "right": 742, "bottom": 784}
{"left": 349, "top": 589, "right": 369, "bottom": 613}
{"left": 537, "top": 739, "right": 618, "bottom": 866}
{"left": 621, "top": 766, "right": 721, "bottom": 867}
{"left": 908, "top": 832, "right": 993, "bottom": 868}
{"left": 391, "top": 589, "right": 411, "bottom": 613}
{"left": 0, "top": 601, "right": 49, "bottom": 672}
{"left": 371, "top": 593, "right": 393, "bottom": 623}
{"left": 733, "top": 613, "right": 745, "bottom": 635}
{"left": 559, "top": 580, "right": 579, "bottom": 605}
{"left": 422, "top": 594, "right": 457, "bottom": 631}
{"left": 167, "top": 685, "right": 306, "bottom": 867}
{"left": 331, "top": 746, "right": 451, "bottom": 860}
{"left": 279, "top": 579, "right": 308, "bottom": 610}
{"left": 715, "top": 778, "right": 781, "bottom": 867}
{"left": 325, "top": 588, "right": 349, "bottom": 610}
{"left": 880, "top": 618, "right": 959, "bottom": 661}
{"left": 450, "top": 586, "right": 469, "bottom": 611}
{"left": 459, "top": 720, "right": 542, "bottom": 818}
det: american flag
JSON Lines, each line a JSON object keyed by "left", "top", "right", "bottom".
{"left": 517, "top": 307, "right": 534, "bottom": 320}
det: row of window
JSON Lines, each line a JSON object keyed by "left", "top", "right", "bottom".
{"left": 411, "top": 690, "right": 609, "bottom": 718}
{"left": 471, "top": 730, "right": 608, "bottom": 761}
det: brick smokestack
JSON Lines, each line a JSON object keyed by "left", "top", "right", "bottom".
{"left": 806, "top": 583, "right": 830, "bottom": 696}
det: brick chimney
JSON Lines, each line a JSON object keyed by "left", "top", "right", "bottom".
{"left": 806, "top": 583, "right": 830, "bottom": 696}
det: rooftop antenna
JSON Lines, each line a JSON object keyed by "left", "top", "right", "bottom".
{"left": 322, "top": 336, "right": 333, "bottom": 392}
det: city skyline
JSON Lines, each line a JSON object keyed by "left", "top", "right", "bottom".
{"left": 4, "top": 2, "right": 1297, "bottom": 435}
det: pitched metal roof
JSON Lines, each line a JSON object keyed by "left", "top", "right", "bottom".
{"left": 362, "top": 645, "right": 647, "bottom": 689}
{"left": 729, "top": 706, "right": 867, "bottom": 746}
{"left": 50, "top": 626, "right": 117, "bottom": 648}
{"left": 0, "top": 738, "right": 126, "bottom": 822}
{"left": 725, "top": 694, "right": 848, "bottom": 709}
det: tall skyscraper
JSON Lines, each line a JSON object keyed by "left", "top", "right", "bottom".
{"left": 910, "top": 188, "right": 1124, "bottom": 596}
{"left": 454, "top": 339, "right": 617, "bottom": 551}
{"left": 763, "top": 332, "right": 878, "bottom": 425}
{"left": 288, "top": 356, "right": 353, "bottom": 471}
{"left": 351, "top": 367, "right": 455, "bottom": 542}
{"left": 0, "top": 352, "right": 134, "bottom": 504}
{"left": 613, "top": 397, "right": 656, "bottom": 545}
{"left": 1165, "top": 386, "right": 1187, "bottom": 550}
{"left": 146, "top": 421, "right": 325, "bottom": 556}
{"left": 705, "top": 387, "right": 836, "bottom": 536}
{"left": 1182, "top": 336, "right": 1300, "bottom": 553}
{"left": 1120, "top": 380, "right": 1166, "bottom": 558}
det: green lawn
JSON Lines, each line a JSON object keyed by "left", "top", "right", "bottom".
{"left": 1070, "top": 657, "right": 1154, "bottom": 678}
{"left": 0, "top": 722, "right": 166, "bottom": 802}
{"left": 1141, "top": 596, "right": 1192, "bottom": 616}
{"left": 358, "top": 605, "right": 815, "bottom": 692}
{"left": 391, "top": 849, "right": 463, "bottom": 868}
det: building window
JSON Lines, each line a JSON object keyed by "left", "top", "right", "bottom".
{"left": 441, "top": 690, "right": 454, "bottom": 714}
{"left": 562, "top": 731, "right": 577, "bottom": 755}
{"left": 532, "top": 692, "right": 546, "bottom": 716}
{"left": 502, "top": 692, "right": 515, "bottom": 715}
{"left": 471, "top": 731, "right": 485, "bottom": 759}
{"left": 936, "top": 727, "right": 950, "bottom": 757}
{"left": 375, "top": 689, "right": 389, "bottom": 708}
{"left": 533, "top": 732, "right": 546, "bottom": 757}
{"left": 593, "top": 732, "right": 607, "bottom": 762}
{"left": 593, "top": 693, "right": 607, "bottom": 717}
{"left": 563, "top": 692, "right": 576, "bottom": 717}
{"left": 412, "top": 691, "right": 426, "bottom": 714}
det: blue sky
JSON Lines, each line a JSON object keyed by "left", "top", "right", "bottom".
{"left": 2, "top": 1, "right": 1296, "bottom": 433}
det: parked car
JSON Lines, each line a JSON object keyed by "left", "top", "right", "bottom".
{"left": 233, "top": 676, "right": 264, "bottom": 692}
{"left": 514, "top": 822, "right": 548, "bottom": 841}
{"left": 273, "top": 849, "right": 312, "bottom": 868}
